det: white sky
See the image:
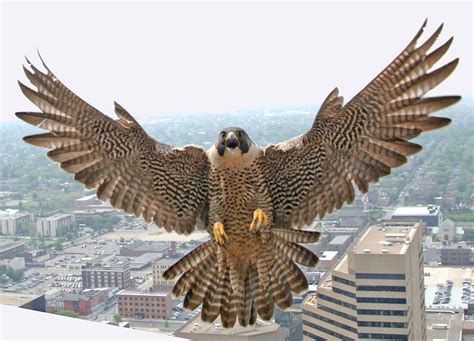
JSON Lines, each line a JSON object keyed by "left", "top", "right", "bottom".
{"left": 1, "top": 1, "right": 472, "bottom": 121}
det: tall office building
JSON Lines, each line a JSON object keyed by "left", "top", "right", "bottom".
{"left": 303, "top": 221, "right": 426, "bottom": 341}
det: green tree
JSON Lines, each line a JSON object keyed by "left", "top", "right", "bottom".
{"left": 113, "top": 314, "right": 123, "bottom": 323}
{"left": 0, "top": 266, "right": 24, "bottom": 282}
{"left": 53, "top": 240, "right": 63, "bottom": 251}
{"left": 56, "top": 310, "right": 80, "bottom": 318}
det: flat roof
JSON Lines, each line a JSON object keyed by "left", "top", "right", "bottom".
{"left": 328, "top": 235, "right": 351, "bottom": 245}
{"left": 117, "top": 290, "right": 170, "bottom": 297}
{"left": 320, "top": 251, "right": 338, "bottom": 260}
{"left": 351, "top": 221, "right": 420, "bottom": 255}
{"left": 175, "top": 315, "right": 280, "bottom": 336}
{"left": 0, "top": 292, "right": 41, "bottom": 307}
{"left": 393, "top": 206, "right": 440, "bottom": 217}
{"left": 123, "top": 241, "right": 170, "bottom": 253}
{"left": 83, "top": 266, "right": 129, "bottom": 271}
{"left": 0, "top": 241, "right": 25, "bottom": 252}
{"left": 38, "top": 213, "right": 74, "bottom": 221}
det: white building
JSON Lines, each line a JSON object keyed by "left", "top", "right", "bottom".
{"left": 36, "top": 214, "right": 75, "bottom": 237}
{"left": 0, "top": 212, "right": 33, "bottom": 235}
{"left": 152, "top": 258, "right": 179, "bottom": 291}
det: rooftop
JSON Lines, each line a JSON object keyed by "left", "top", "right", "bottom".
{"left": 175, "top": 315, "right": 281, "bottom": 336}
{"left": 328, "top": 235, "right": 351, "bottom": 245}
{"left": 320, "top": 250, "right": 338, "bottom": 260}
{"left": 0, "top": 241, "right": 25, "bottom": 253}
{"left": 83, "top": 265, "right": 130, "bottom": 271}
{"left": 122, "top": 241, "right": 170, "bottom": 253}
{"left": 117, "top": 290, "right": 170, "bottom": 297}
{"left": 351, "top": 221, "right": 420, "bottom": 255}
{"left": 0, "top": 292, "right": 42, "bottom": 307}
{"left": 0, "top": 212, "right": 31, "bottom": 220}
{"left": 37, "top": 213, "right": 74, "bottom": 221}
{"left": 392, "top": 205, "right": 440, "bottom": 217}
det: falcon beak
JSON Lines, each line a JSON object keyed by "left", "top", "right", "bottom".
{"left": 225, "top": 132, "right": 240, "bottom": 150}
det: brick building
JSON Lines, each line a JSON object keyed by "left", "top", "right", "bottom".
{"left": 440, "top": 243, "right": 473, "bottom": 266}
{"left": 82, "top": 266, "right": 131, "bottom": 289}
{"left": 46, "top": 288, "right": 109, "bottom": 316}
{"left": 117, "top": 290, "right": 172, "bottom": 320}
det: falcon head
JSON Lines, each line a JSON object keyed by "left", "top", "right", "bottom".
{"left": 216, "top": 127, "right": 253, "bottom": 156}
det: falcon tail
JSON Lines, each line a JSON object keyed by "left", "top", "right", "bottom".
{"left": 162, "top": 228, "right": 320, "bottom": 328}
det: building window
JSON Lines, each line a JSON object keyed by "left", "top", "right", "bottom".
{"left": 356, "top": 285, "right": 406, "bottom": 292}
{"left": 355, "top": 273, "right": 406, "bottom": 280}
{"left": 317, "top": 294, "right": 356, "bottom": 310}
{"left": 357, "top": 309, "right": 407, "bottom": 316}
{"left": 303, "top": 320, "right": 355, "bottom": 341}
{"left": 357, "top": 297, "right": 407, "bottom": 304}
{"left": 303, "top": 330, "right": 327, "bottom": 341}
{"left": 333, "top": 287, "right": 356, "bottom": 298}
{"left": 333, "top": 276, "right": 356, "bottom": 287}
{"left": 358, "top": 333, "right": 408, "bottom": 340}
{"left": 316, "top": 305, "right": 357, "bottom": 322}
{"left": 358, "top": 321, "right": 408, "bottom": 328}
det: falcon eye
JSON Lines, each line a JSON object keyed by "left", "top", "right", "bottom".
{"left": 221, "top": 132, "right": 225, "bottom": 136}
{"left": 237, "top": 131, "right": 242, "bottom": 137}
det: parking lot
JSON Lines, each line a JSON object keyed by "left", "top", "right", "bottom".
{"left": 424, "top": 267, "right": 472, "bottom": 309}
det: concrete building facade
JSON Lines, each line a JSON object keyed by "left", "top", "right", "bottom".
{"left": 0, "top": 213, "right": 33, "bottom": 235}
{"left": 303, "top": 221, "right": 426, "bottom": 341}
{"left": 0, "top": 241, "right": 26, "bottom": 260}
{"left": 82, "top": 266, "right": 131, "bottom": 289}
{"left": 36, "top": 214, "right": 75, "bottom": 237}
{"left": 117, "top": 290, "right": 172, "bottom": 320}
{"left": 152, "top": 258, "right": 178, "bottom": 291}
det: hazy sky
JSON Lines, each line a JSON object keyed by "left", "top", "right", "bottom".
{"left": 1, "top": 1, "right": 472, "bottom": 121}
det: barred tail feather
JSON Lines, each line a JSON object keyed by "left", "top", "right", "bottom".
{"left": 168, "top": 233, "right": 317, "bottom": 328}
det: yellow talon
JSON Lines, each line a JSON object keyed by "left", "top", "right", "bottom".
{"left": 213, "top": 222, "right": 228, "bottom": 245}
{"left": 250, "top": 209, "right": 268, "bottom": 231}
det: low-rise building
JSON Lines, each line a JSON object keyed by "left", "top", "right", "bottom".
{"left": 46, "top": 288, "right": 109, "bottom": 316}
{"left": 82, "top": 266, "right": 131, "bottom": 289}
{"left": 317, "top": 250, "right": 339, "bottom": 271}
{"left": 117, "top": 290, "right": 172, "bottom": 320}
{"left": 0, "top": 241, "right": 26, "bottom": 260}
{"left": 436, "top": 218, "right": 456, "bottom": 241}
{"left": 120, "top": 241, "right": 171, "bottom": 257}
{"left": 152, "top": 258, "right": 179, "bottom": 291}
{"left": 326, "top": 234, "right": 353, "bottom": 252}
{"left": 36, "top": 214, "right": 75, "bottom": 237}
{"left": 0, "top": 212, "right": 33, "bottom": 235}
{"left": 440, "top": 243, "right": 473, "bottom": 266}
{"left": 392, "top": 205, "right": 441, "bottom": 228}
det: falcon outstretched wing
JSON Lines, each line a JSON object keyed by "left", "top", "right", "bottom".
{"left": 264, "top": 21, "right": 460, "bottom": 228}
{"left": 16, "top": 58, "right": 209, "bottom": 234}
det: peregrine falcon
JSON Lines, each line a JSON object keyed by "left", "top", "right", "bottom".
{"left": 16, "top": 21, "right": 459, "bottom": 328}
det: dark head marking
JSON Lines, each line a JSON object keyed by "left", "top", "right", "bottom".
{"left": 216, "top": 127, "right": 252, "bottom": 156}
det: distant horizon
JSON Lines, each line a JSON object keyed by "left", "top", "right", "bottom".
{"left": 1, "top": 96, "right": 472, "bottom": 124}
